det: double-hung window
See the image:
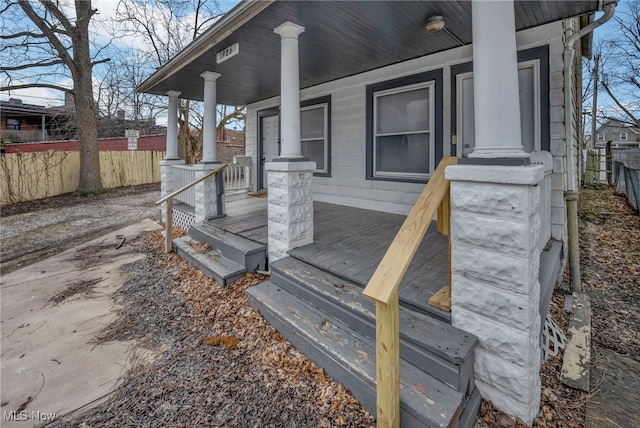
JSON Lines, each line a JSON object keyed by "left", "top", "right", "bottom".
{"left": 597, "top": 133, "right": 605, "bottom": 141}
{"left": 366, "top": 70, "right": 442, "bottom": 182}
{"left": 620, "top": 131, "right": 628, "bottom": 141}
{"left": 373, "top": 82, "right": 434, "bottom": 180}
{"left": 300, "top": 96, "right": 330, "bottom": 175}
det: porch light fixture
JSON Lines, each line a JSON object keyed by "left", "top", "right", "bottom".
{"left": 425, "top": 15, "right": 445, "bottom": 33}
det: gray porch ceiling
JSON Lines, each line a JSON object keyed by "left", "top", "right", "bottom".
{"left": 138, "top": 1, "right": 601, "bottom": 106}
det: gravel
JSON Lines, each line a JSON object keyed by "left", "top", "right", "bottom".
{"left": 0, "top": 185, "right": 160, "bottom": 275}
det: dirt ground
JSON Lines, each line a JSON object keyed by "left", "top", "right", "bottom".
{"left": 0, "top": 184, "right": 160, "bottom": 275}
{"left": 1, "top": 184, "right": 638, "bottom": 427}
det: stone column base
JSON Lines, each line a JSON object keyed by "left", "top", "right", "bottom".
{"left": 266, "top": 161, "right": 316, "bottom": 263}
{"left": 445, "top": 163, "right": 545, "bottom": 425}
{"left": 159, "top": 159, "right": 185, "bottom": 223}
{"left": 194, "top": 162, "right": 225, "bottom": 223}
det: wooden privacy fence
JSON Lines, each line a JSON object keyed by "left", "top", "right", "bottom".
{"left": 612, "top": 160, "right": 640, "bottom": 211}
{"left": 362, "top": 157, "right": 457, "bottom": 427}
{"left": 0, "top": 150, "right": 165, "bottom": 206}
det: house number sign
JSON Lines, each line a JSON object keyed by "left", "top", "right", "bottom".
{"left": 216, "top": 43, "right": 239, "bottom": 64}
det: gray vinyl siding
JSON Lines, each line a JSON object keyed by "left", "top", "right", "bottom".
{"left": 246, "top": 22, "right": 566, "bottom": 216}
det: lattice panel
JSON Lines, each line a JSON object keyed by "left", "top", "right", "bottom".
{"left": 542, "top": 309, "right": 566, "bottom": 361}
{"left": 172, "top": 208, "right": 195, "bottom": 232}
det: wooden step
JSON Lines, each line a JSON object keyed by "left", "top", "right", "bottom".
{"left": 189, "top": 222, "right": 266, "bottom": 272}
{"left": 247, "top": 281, "right": 480, "bottom": 428}
{"left": 288, "top": 243, "right": 451, "bottom": 323}
{"left": 270, "top": 256, "right": 477, "bottom": 394}
{"left": 174, "top": 236, "right": 246, "bottom": 286}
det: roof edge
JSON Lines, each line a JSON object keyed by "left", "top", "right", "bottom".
{"left": 137, "top": 0, "right": 273, "bottom": 95}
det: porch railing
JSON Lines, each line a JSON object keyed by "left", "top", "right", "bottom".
{"left": 156, "top": 163, "right": 228, "bottom": 253}
{"left": 171, "top": 165, "right": 197, "bottom": 206}
{"left": 224, "top": 164, "right": 250, "bottom": 191}
{"left": 362, "top": 156, "right": 457, "bottom": 427}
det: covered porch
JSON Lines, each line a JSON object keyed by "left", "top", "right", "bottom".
{"left": 208, "top": 192, "right": 451, "bottom": 321}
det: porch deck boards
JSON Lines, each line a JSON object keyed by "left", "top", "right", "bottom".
{"left": 208, "top": 194, "right": 449, "bottom": 317}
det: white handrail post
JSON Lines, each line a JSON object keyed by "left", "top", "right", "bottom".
{"left": 165, "top": 197, "right": 173, "bottom": 253}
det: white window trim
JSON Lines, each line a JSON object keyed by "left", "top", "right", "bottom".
{"left": 300, "top": 102, "right": 329, "bottom": 174}
{"left": 456, "top": 59, "right": 541, "bottom": 155}
{"left": 620, "top": 131, "right": 628, "bottom": 141}
{"left": 372, "top": 80, "right": 435, "bottom": 180}
{"left": 597, "top": 133, "right": 605, "bottom": 141}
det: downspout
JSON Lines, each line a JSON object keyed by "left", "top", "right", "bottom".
{"left": 563, "top": 0, "right": 617, "bottom": 292}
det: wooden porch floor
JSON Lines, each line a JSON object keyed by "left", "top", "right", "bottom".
{"left": 208, "top": 193, "right": 450, "bottom": 320}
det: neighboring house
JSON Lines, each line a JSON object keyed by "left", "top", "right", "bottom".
{"left": 594, "top": 118, "right": 640, "bottom": 148}
{"left": 138, "top": 1, "right": 613, "bottom": 426}
{"left": 1, "top": 97, "right": 165, "bottom": 145}
{"left": 0, "top": 98, "right": 75, "bottom": 143}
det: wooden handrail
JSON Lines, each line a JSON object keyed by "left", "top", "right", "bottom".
{"left": 156, "top": 163, "right": 228, "bottom": 205}
{"left": 155, "top": 163, "right": 228, "bottom": 253}
{"left": 363, "top": 156, "right": 457, "bottom": 304}
{"left": 362, "top": 156, "right": 457, "bottom": 428}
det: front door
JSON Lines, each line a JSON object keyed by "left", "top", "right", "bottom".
{"left": 260, "top": 114, "right": 279, "bottom": 189}
{"left": 455, "top": 61, "right": 539, "bottom": 156}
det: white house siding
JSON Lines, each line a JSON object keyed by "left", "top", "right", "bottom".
{"left": 246, "top": 22, "right": 568, "bottom": 218}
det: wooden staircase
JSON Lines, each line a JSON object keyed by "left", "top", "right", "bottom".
{"left": 247, "top": 255, "right": 481, "bottom": 427}
{"left": 173, "top": 222, "right": 266, "bottom": 286}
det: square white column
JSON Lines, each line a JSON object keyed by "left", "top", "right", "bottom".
{"left": 193, "top": 163, "right": 225, "bottom": 222}
{"left": 266, "top": 161, "right": 316, "bottom": 262}
{"left": 446, "top": 163, "right": 545, "bottom": 425}
{"left": 159, "top": 159, "right": 185, "bottom": 223}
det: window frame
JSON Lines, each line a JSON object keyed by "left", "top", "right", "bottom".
{"left": 450, "top": 45, "right": 550, "bottom": 155}
{"left": 454, "top": 59, "right": 541, "bottom": 155}
{"left": 620, "top": 131, "right": 628, "bottom": 141}
{"left": 597, "top": 132, "right": 605, "bottom": 141}
{"left": 300, "top": 95, "right": 331, "bottom": 177}
{"left": 366, "top": 69, "right": 443, "bottom": 183}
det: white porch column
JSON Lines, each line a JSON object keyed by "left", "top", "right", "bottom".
{"left": 274, "top": 21, "right": 305, "bottom": 159}
{"left": 200, "top": 71, "right": 221, "bottom": 164}
{"left": 159, "top": 90, "right": 185, "bottom": 223}
{"left": 165, "top": 90, "right": 181, "bottom": 160}
{"left": 468, "top": 0, "right": 527, "bottom": 159}
{"left": 267, "top": 21, "right": 315, "bottom": 263}
{"left": 446, "top": 1, "right": 541, "bottom": 424}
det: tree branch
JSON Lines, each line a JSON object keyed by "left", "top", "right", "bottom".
{"left": 91, "top": 57, "right": 111, "bottom": 67}
{"left": 0, "top": 31, "right": 47, "bottom": 39}
{"left": 602, "top": 81, "right": 640, "bottom": 127}
{"left": 40, "top": 0, "right": 74, "bottom": 33}
{"left": 0, "top": 83, "right": 71, "bottom": 93}
{"left": 18, "top": 0, "right": 75, "bottom": 71}
{"left": 1, "top": 59, "right": 65, "bottom": 71}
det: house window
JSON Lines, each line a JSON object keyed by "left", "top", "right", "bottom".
{"left": 620, "top": 131, "right": 628, "bottom": 141}
{"left": 366, "top": 70, "right": 442, "bottom": 182}
{"left": 6, "top": 118, "right": 19, "bottom": 130}
{"left": 300, "top": 95, "right": 331, "bottom": 176}
{"left": 597, "top": 133, "right": 605, "bottom": 141}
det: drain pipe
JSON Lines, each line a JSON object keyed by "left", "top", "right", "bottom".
{"left": 563, "top": 0, "right": 617, "bottom": 292}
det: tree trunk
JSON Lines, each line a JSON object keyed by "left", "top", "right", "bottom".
{"left": 73, "top": 1, "right": 102, "bottom": 194}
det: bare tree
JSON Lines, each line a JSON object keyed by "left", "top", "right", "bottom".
{"left": 112, "top": 0, "right": 245, "bottom": 164}
{"left": 1, "top": 0, "right": 111, "bottom": 193}
{"left": 589, "top": 1, "right": 640, "bottom": 128}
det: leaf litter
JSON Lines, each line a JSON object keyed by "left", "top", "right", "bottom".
{"left": 54, "top": 229, "right": 374, "bottom": 427}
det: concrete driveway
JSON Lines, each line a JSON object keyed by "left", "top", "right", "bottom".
{"left": 1, "top": 219, "right": 161, "bottom": 427}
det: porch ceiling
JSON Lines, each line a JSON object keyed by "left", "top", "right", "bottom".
{"left": 138, "top": 0, "right": 600, "bottom": 106}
